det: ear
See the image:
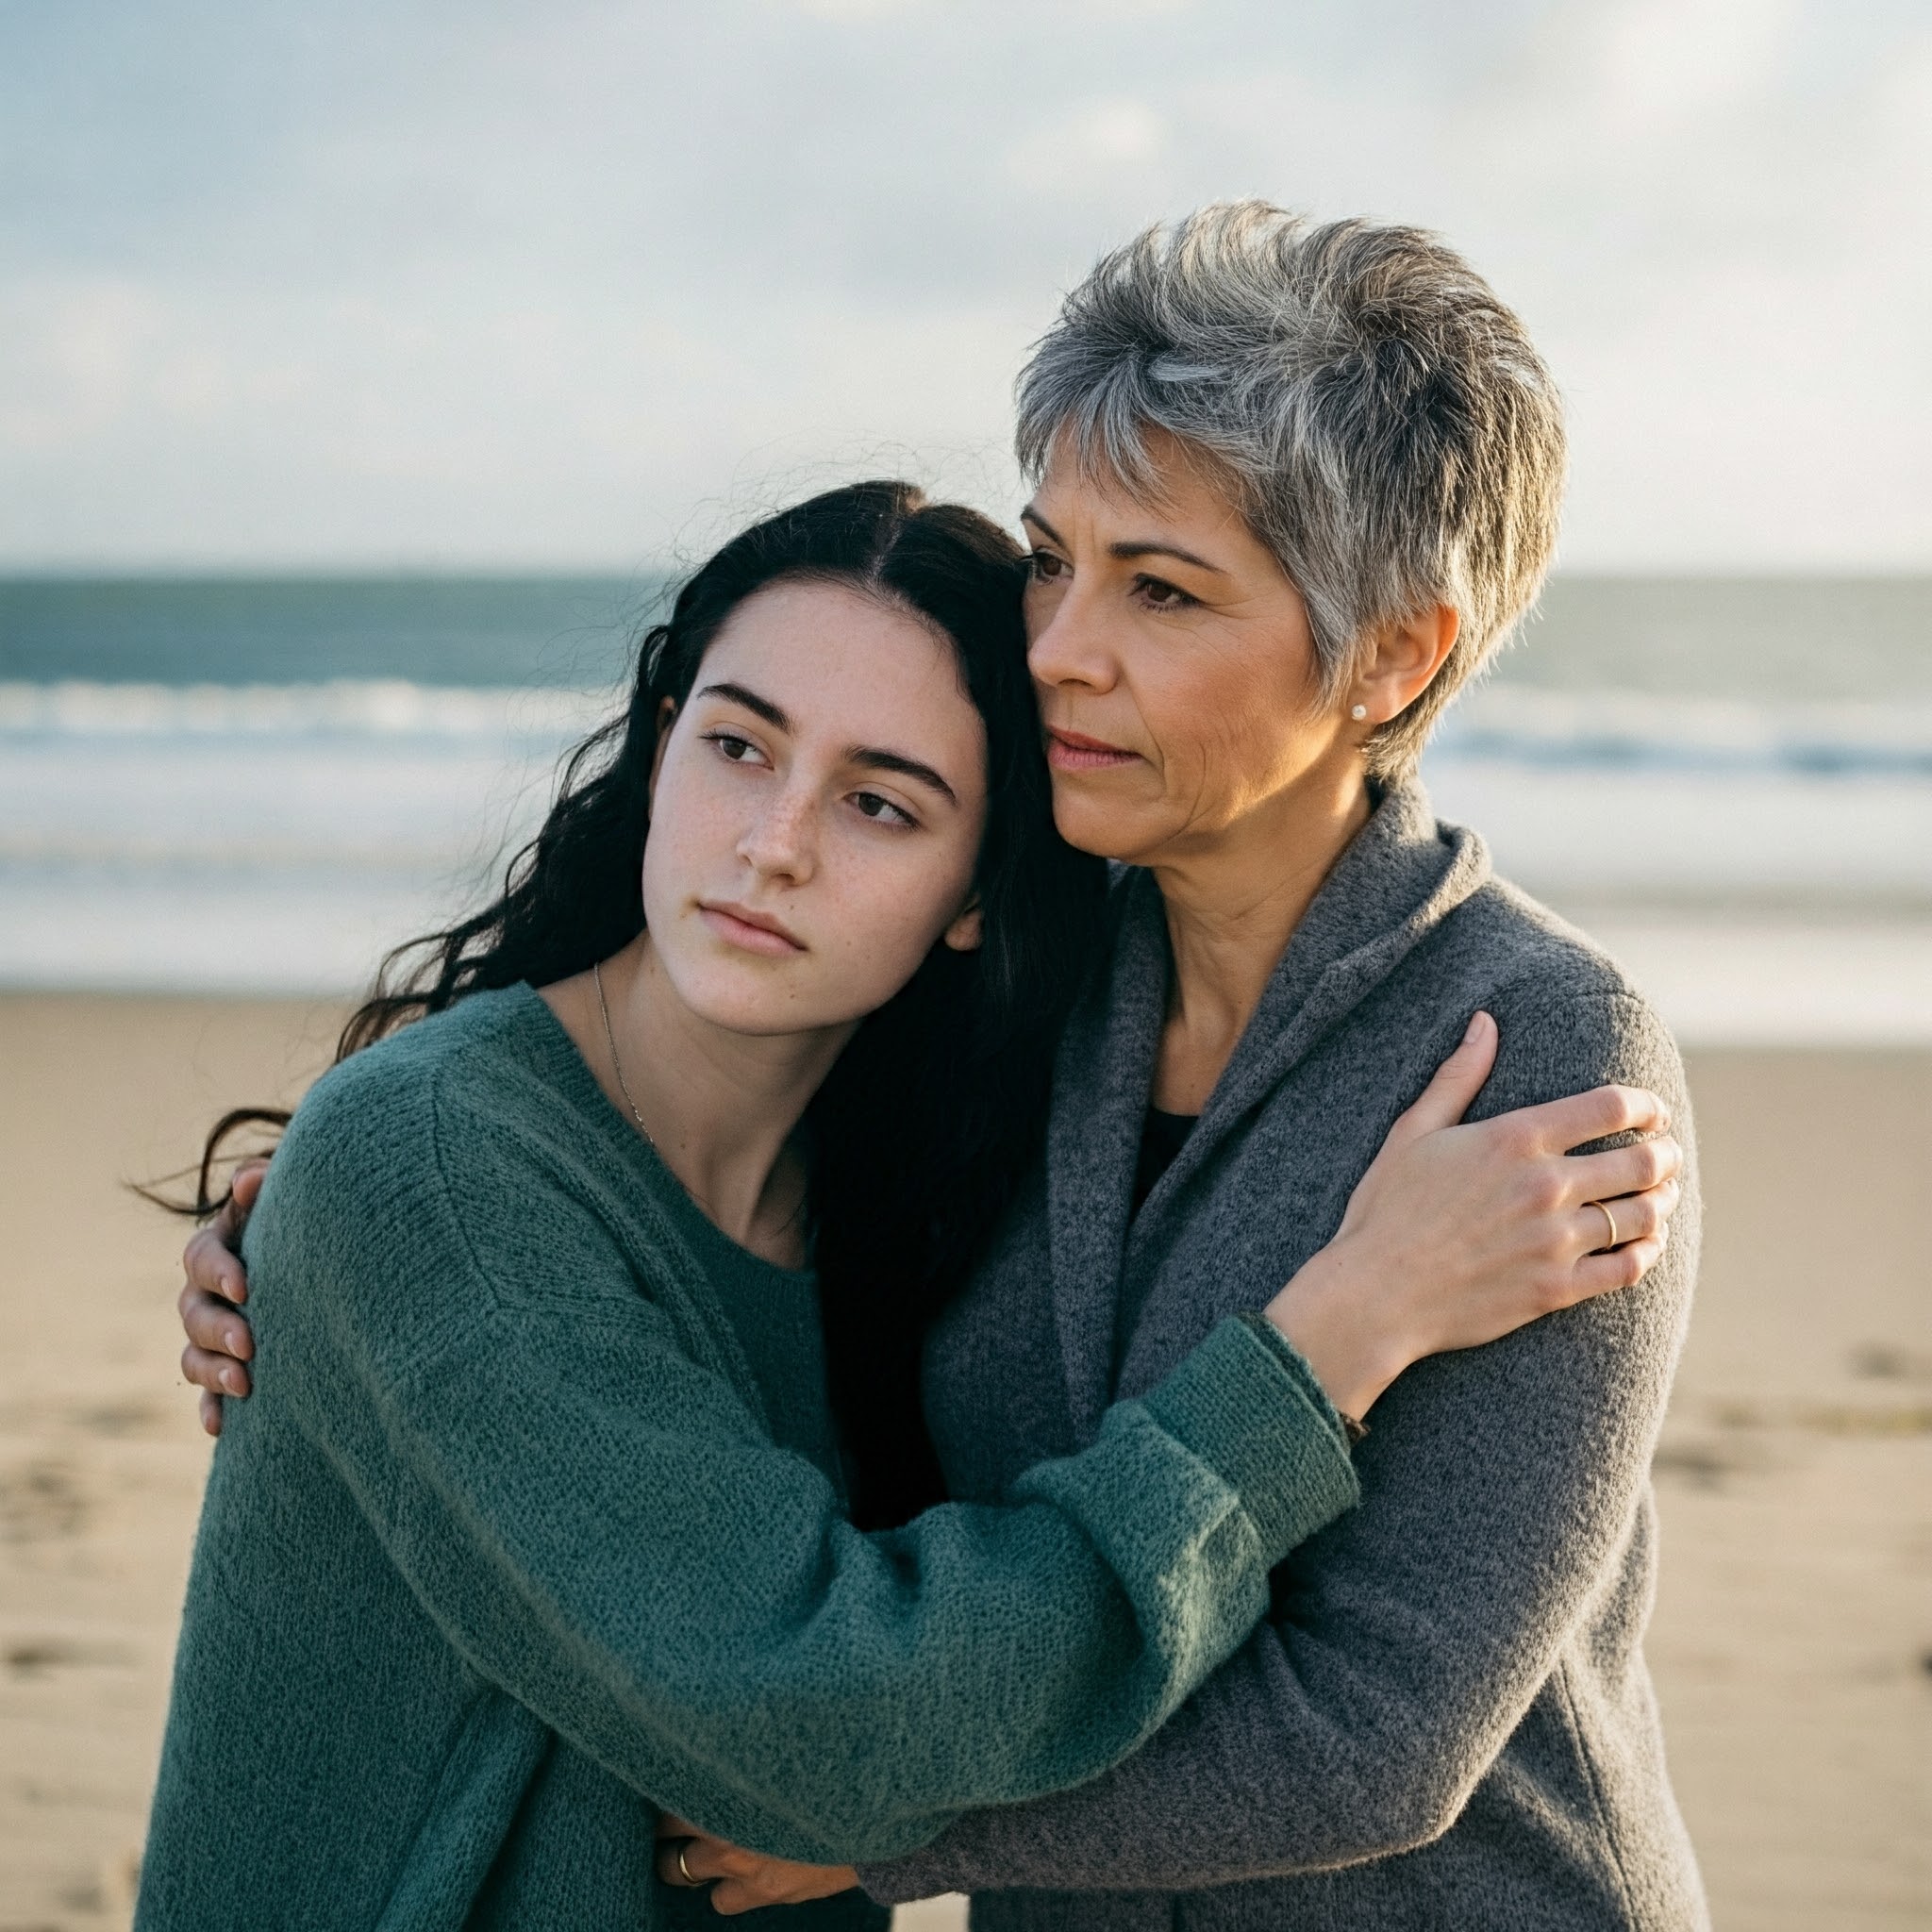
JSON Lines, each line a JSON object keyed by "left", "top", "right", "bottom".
{"left": 1348, "top": 603, "right": 1459, "bottom": 729}
{"left": 941, "top": 894, "right": 984, "bottom": 954}
{"left": 647, "top": 697, "right": 677, "bottom": 808}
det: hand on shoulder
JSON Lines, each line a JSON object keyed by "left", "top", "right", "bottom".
{"left": 1266, "top": 1008, "right": 1682, "bottom": 1421}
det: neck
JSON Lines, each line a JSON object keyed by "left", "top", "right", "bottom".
{"left": 1149, "top": 758, "right": 1373, "bottom": 1113}
{"left": 548, "top": 934, "right": 853, "bottom": 1260}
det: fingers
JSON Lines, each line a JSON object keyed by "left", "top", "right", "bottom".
{"left": 185, "top": 1224, "right": 249, "bottom": 1307}
{"left": 178, "top": 1282, "right": 254, "bottom": 1361}
{"left": 1516, "top": 1083, "right": 1672, "bottom": 1155}
{"left": 180, "top": 1198, "right": 258, "bottom": 1429}
{"left": 649, "top": 1834, "right": 839, "bottom": 1915}
{"left": 700, "top": 1857, "right": 835, "bottom": 1916}
{"left": 654, "top": 1833, "right": 744, "bottom": 1892}
{"left": 654, "top": 1835, "right": 705, "bottom": 1890}
{"left": 189, "top": 1158, "right": 265, "bottom": 1302}
{"left": 1569, "top": 1231, "right": 1669, "bottom": 1302}
{"left": 181, "top": 1342, "right": 251, "bottom": 1399}
{"left": 1383, "top": 1012, "right": 1499, "bottom": 1145}
{"left": 1575, "top": 1178, "right": 1678, "bottom": 1254}
{"left": 1563, "top": 1137, "right": 1683, "bottom": 1207}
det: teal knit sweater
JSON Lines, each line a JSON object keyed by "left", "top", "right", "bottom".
{"left": 137, "top": 985, "right": 1358, "bottom": 1930}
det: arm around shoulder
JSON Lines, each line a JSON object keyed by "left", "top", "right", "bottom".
{"left": 249, "top": 1053, "right": 1363, "bottom": 1868}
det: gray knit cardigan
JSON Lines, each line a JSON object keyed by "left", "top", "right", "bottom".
{"left": 860, "top": 779, "right": 1710, "bottom": 1931}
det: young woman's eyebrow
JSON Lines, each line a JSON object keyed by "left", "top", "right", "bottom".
{"left": 696, "top": 681, "right": 789, "bottom": 729}
{"left": 700, "top": 681, "right": 956, "bottom": 804}
{"left": 1020, "top": 505, "right": 1228, "bottom": 576}
{"left": 848, "top": 746, "right": 958, "bottom": 806}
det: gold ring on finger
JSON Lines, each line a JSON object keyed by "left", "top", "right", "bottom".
{"left": 676, "top": 1840, "right": 702, "bottom": 1888}
{"left": 1592, "top": 1199, "right": 1620, "bottom": 1249}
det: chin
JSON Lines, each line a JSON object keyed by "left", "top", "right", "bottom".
{"left": 1051, "top": 790, "right": 1156, "bottom": 865}
{"left": 675, "top": 966, "right": 809, "bottom": 1037}
{"left": 671, "top": 956, "right": 865, "bottom": 1041}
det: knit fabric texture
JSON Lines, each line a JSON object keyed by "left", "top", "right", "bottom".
{"left": 859, "top": 779, "right": 1711, "bottom": 1931}
{"left": 135, "top": 983, "right": 1359, "bottom": 1931}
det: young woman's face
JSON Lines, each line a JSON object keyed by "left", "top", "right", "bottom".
{"left": 642, "top": 578, "right": 989, "bottom": 1040}
{"left": 1019, "top": 429, "right": 1356, "bottom": 866}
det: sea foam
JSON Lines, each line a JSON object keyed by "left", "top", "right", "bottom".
{"left": 4, "top": 676, "right": 1930, "bottom": 1025}
{"left": 0, "top": 678, "right": 615, "bottom": 741}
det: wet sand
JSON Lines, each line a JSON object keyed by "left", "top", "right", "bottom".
{"left": 0, "top": 995, "right": 1925, "bottom": 1930}
{"left": 1645, "top": 1048, "right": 1930, "bottom": 1928}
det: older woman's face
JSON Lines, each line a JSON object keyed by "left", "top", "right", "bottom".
{"left": 1021, "top": 431, "right": 1358, "bottom": 867}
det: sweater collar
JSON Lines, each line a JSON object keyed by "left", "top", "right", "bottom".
{"left": 1179, "top": 776, "right": 1491, "bottom": 1159}
{"left": 1044, "top": 777, "right": 1491, "bottom": 1436}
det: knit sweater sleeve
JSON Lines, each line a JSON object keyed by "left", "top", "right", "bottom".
{"left": 859, "top": 986, "right": 1697, "bottom": 1899}
{"left": 247, "top": 1037, "right": 1359, "bottom": 1870}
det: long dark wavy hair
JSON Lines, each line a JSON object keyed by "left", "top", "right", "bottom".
{"left": 173, "top": 481, "right": 1108, "bottom": 1527}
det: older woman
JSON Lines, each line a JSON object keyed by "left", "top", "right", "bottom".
{"left": 180, "top": 206, "right": 1703, "bottom": 1927}
{"left": 702, "top": 206, "right": 1707, "bottom": 1926}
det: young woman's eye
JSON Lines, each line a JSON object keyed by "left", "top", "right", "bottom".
{"left": 851, "top": 791, "right": 917, "bottom": 829}
{"left": 703, "top": 730, "right": 767, "bottom": 765}
{"left": 1134, "top": 574, "right": 1197, "bottom": 610}
{"left": 1027, "top": 549, "right": 1069, "bottom": 582}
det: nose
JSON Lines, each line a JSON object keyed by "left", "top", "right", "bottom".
{"left": 1026, "top": 580, "right": 1119, "bottom": 696}
{"left": 737, "top": 781, "right": 817, "bottom": 886}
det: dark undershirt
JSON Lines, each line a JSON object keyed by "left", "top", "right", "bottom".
{"left": 1132, "top": 1107, "right": 1200, "bottom": 1216}
{"left": 1117, "top": 1108, "right": 1202, "bottom": 1374}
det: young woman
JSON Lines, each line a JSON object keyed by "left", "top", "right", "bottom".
{"left": 152, "top": 479, "right": 1676, "bottom": 1929}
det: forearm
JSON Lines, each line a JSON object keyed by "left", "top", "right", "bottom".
{"left": 255, "top": 1048, "right": 1364, "bottom": 1871}
{"left": 858, "top": 1651, "right": 1318, "bottom": 1900}
{"left": 865, "top": 1309, "right": 1687, "bottom": 1895}
{"left": 326, "top": 1300, "right": 1357, "bottom": 1866}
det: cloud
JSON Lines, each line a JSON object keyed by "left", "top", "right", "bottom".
{"left": 0, "top": 0, "right": 1924, "bottom": 567}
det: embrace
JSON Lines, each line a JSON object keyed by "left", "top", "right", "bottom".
{"left": 148, "top": 203, "right": 1705, "bottom": 1930}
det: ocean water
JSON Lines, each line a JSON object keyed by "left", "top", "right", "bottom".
{"left": 3, "top": 574, "right": 1928, "bottom": 1041}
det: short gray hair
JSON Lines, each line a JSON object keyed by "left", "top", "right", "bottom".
{"left": 1015, "top": 202, "right": 1567, "bottom": 778}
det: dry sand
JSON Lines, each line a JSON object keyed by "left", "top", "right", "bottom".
{"left": 1, "top": 994, "right": 1925, "bottom": 1931}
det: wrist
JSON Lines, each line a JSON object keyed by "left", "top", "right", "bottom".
{"left": 1263, "top": 1238, "right": 1409, "bottom": 1422}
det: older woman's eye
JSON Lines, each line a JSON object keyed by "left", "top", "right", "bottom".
{"left": 1134, "top": 575, "right": 1197, "bottom": 610}
{"left": 1027, "top": 549, "right": 1069, "bottom": 582}
{"left": 852, "top": 791, "right": 917, "bottom": 828}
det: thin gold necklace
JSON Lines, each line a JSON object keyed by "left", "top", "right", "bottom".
{"left": 592, "top": 958, "right": 657, "bottom": 1152}
{"left": 591, "top": 958, "right": 808, "bottom": 1242}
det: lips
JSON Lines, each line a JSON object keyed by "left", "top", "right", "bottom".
{"left": 698, "top": 901, "right": 807, "bottom": 957}
{"left": 1045, "top": 725, "right": 1141, "bottom": 772}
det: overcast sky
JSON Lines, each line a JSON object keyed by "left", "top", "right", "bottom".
{"left": 3, "top": 0, "right": 1926, "bottom": 572}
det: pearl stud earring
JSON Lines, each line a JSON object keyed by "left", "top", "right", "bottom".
{"left": 1350, "top": 704, "right": 1369, "bottom": 721}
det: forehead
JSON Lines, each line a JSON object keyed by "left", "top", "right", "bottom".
{"left": 701, "top": 578, "right": 984, "bottom": 751}
{"left": 1032, "top": 425, "right": 1258, "bottom": 549}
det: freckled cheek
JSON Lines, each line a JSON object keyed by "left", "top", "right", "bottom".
{"left": 641, "top": 779, "right": 743, "bottom": 914}
{"left": 852, "top": 806, "right": 984, "bottom": 944}
{"left": 812, "top": 860, "right": 960, "bottom": 995}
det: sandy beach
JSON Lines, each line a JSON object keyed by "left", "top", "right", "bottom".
{"left": 1, "top": 994, "right": 1925, "bottom": 1930}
